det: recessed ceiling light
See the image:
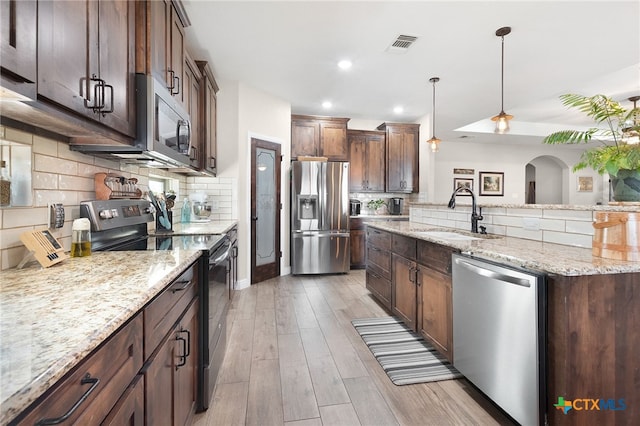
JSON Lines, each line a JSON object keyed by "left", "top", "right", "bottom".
{"left": 337, "top": 60, "right": 352, "bottom": 70}
{"left": 393, "top": 106, "right": 404, "bottom": 114}
{"left": 322, "top": 101, "right": 332, "bottom": 109}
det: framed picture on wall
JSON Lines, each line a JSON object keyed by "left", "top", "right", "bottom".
{"left": 479, "top": 171, "right": 504, "bottom": 196}
{"left": 453, "top": 178, "right": 473, "bottom": 194}
{"left": 577, "top": 176, "right": 593, "bottom": 192}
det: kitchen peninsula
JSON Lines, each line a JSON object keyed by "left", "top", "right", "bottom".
{"left": 365, "top": 205, "right": 640, "bottom": 425}
{"left": 0, "top": 249, "right": 201, "bottom": 425}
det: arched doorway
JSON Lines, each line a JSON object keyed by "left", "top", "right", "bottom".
{"left": 525, "top": 156, "right": 569, "bottom": 204}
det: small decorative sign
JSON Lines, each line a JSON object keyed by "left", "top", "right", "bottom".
{"left": 453, "top": 168, "right": 475, "bottom": 175}
{"left": 577, "top": 176, "right": 593, "bottom": 192}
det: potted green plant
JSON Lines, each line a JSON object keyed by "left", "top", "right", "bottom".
{"left": 543, "top": 93, "right": 640, "bottom": 202}
{"left": 367, "top": 198, "right": 387, "bottom": 214}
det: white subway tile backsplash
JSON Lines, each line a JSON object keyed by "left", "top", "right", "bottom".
{"left": 506, "top": 227, "right": 543, "bottom": 241}
{"left": 4, "top": 128, "right": 33, "bottom": 145}
{"left": 34, "top": 190, "right": 79, "bottom": 207}
{"left": 538, "top": 218, "right": 565, "bottom": 232}
{"left": 492, "top": 215, "right": 523, "bottom": 227}
{"left": 543, "top": 231, "right": 592, "bottom": 248}
{"left": 507, "top": 208, "right": 543, "bottom": 217}
{"left": 543, "top": 209, "right": 593, "bottom": 221}
{"left": 3, "top": 207, "right": 48, "bottom": 229}
{"left": 59, "top": 175, "right": 94, "bottom": 192}
{"left": 33, "top": 172, "right": 59, "bottom": 190}
{"left": 32, "top": 135, "right": 58, "bottom": 156}
{"left": 566, "top": 220, "right": 595, "bottom": 235}
{"left": 35, "top": 154, "right": 79, "bottom": 175}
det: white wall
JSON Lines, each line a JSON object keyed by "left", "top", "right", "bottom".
{"left": 429, "top": 139, "right": 604, "bottom": 205}
{"left": 214, "top": 79, "right": 291, "bottom": 288}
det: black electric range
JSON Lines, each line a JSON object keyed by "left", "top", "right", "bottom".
{"left": 80, "top": 199, "right": 231, "bottom": 413}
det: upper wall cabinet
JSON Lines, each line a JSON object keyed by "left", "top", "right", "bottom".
{"left": 377, "top": 123, "right": 419, "bottom": 193}
{"left": 0, "top": 0, "right": 37, "bottom": 98}
{"left": 183, "top": 52, "right": 202, "bottom": 166}
{"left": 291, "top": 115, "right": 350, "bottom": 161}
{"left": 148, "top": 0, "right": 189, "bottom": 108}
{"left": 196, "top": 61, "right": 219, "bottom": 176}
{"left": 38, "top": 0, "right": 136, "bottom": 138}
{"left": 348, "top": 130, "right": 385, "bottom": 192}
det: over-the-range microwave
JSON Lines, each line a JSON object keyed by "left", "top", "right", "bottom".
{"left": 70, "top": 74, "right": 196, "bottom": 169}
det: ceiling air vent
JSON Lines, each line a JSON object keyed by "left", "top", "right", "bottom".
{"left": 386, "top": 34, "right": 418, "bottom": 53}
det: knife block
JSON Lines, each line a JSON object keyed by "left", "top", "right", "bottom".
{"left": 156, "top": 211, "right": 173, "bottom": 232}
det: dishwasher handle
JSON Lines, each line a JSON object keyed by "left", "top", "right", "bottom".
{"left": 454, "top": 258, "right": 531, "bottom": 287}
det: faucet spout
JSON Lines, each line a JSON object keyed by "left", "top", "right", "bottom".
{"left": 448, "top": 187, "right": 483, "bottom": 233}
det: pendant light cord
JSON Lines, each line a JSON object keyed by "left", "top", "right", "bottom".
{"left": 500, "top": 34, "right": 505, "bottom": 114}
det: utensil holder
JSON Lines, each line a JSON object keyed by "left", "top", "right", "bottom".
{"left": 156, "top": 211, "right": 173, "bottom": 232}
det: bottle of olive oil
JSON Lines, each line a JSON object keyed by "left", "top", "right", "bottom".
{"left": 71, "top": 218, "right": 92, "bottom": 257}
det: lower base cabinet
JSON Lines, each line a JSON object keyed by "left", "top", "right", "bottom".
{"left": 145, "top": 299, "right": 198, "bottom": 426}
{"left": 12, "top": 260, "right": 200, "bottom": 426}
{"left": 417, "top": 266, "right": 452, "bottom": 362}
{"left": 392, "top": 253, "right": 417, "bottom": 330}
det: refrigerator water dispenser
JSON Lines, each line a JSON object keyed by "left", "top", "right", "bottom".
{"left": 298, "top": 195, "right": 318, "bottom": 220}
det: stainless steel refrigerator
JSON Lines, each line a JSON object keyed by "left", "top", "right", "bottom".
{"left": 291, "top": 160, "right": 350, "bottom": 274}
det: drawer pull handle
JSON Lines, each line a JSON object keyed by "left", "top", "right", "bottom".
{"left": 175, "top": 335, "right": 187, "bottom": 369}
{"left": 35, "top": 374, "right": 100, "bottom": 425}
{"left": 171, "top": 280, "right": 191, "bottom": 293}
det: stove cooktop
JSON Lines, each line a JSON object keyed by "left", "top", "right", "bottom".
{"left": 107, "top": 234, "right": 226, "bottom": 253}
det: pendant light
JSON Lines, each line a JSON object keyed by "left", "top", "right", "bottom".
{"left": 427, "top": 77, "right": 441, "bottom": 153}
{"left": 622, "top": 95, "right": 640, "bottom": 145}
{"left": 491, "top": 26, "right": 513, "bottom": 134}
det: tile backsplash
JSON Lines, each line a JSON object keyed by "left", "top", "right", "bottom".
{"left": 0, "top": 126, "right": 235, "bottom": 270}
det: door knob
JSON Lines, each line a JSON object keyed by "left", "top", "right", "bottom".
{"left": 251, "top": 216, "right": 258, "bottom": 221}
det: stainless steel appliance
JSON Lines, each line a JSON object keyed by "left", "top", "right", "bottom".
{"left": 350, "top": 199, "right": 361, "bottom": 216}
{"left": 80, "top": 199, "right": 231, "bottom": 412}
{"left": 70, "top": 74, "right": 196, "bottom": 169}
{"left": 389, "top": 197, "right": 403, "bottom": 215}
{"left": 452, "top": 254, "right": 546, "bottom": 426}
{"left": 291, "top": 161, "right": 350, "bottom": 274}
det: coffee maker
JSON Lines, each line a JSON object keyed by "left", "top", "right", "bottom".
{"left": 349, "top": 199, "right": 361, "bottom": 216}
{"left": 389, "top": 197, "right": 403, "bottom": 215}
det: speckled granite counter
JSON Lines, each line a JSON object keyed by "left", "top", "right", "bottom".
{"left": 366, "top": 221, "right": 640, "bottom": 276}
{"left": 350, "top": 214, "right": 409, "bottom": 220}
{"left": 0, "top": 249, "right": 201, "bottom": 424}
{"left": 152, "top": 220, "right": 237, "bottom": 236}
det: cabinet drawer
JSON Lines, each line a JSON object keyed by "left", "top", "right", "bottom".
{"left": 366, "top": 244, "right": 391, "bottom": 280}
{"left": 417, "top": 240, "right": 456, "bottom": 275}
{"left": 144, "top": 262, "right": 198, "bottom": 359}
{"left": 392, "top": 234, "right": 416, "bottom": 260}
{"left": 16, "top": 314, "right": 143, "bottom": 425}
{"left": 366, "top": 227, "right": 391, "bottom": 250}
{"left": 350, "top": 217, "right": 364, "bottom": 230}
{"left": 366, "top": 270, "right": 391, "bottom": 310}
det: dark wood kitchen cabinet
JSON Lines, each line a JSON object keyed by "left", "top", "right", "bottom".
{"left": 350, "top": 217, "right": 366, "bottom": 269}
{"left": 14, "top": 314, "right": 144, "bottom": 425}
{"left": 416, "top": 240, "right": 456, "bottom": 363}
{"left": 365, "top": 227, "right": 392, "bottom": 310}
{"left": 144, "top": 263, "right": 199, "bottom": 426}
{"left": 0, "top": 0, "right": 37, "bottom": 98}
{"left": 348, "top": 130, "right": 386, "bottom": 192}
{"left": 291, "top": 115, "right": 350, "bottom": 160}
{"left": 183, "top": 53, "right": 202, "bottom": 165}
{"left": 377, "top": 123, "right": 419, "bottom": 193}
{"left": 147, "top": 0, "right": 189, "bottom": 105}
{"left": 391, "top": 234, "right": 418, "bottom": 330}
{"left": 197, "top": 61, "right": 220, "bottom": 175}
{"left": 37, "top": 0, "right": 137, "bottom": 138}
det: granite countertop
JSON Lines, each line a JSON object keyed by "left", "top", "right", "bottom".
{"left": 366, "top": 221, "right": 640, "bottom": 276}
{"left": 0, "top": 249, "right": 201, "bottom": 425}
{"left": 152, "top": 219, "right": 237, "bottom": 236}
{"left": 350, "top": 214, "right": 409, "bottom": 220}
{"left": 409, "top": 202, "right": 640, "bottom": 212}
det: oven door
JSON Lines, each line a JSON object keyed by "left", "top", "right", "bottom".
{"left": 201, "top": 238, "right": 231, "bottom": 410}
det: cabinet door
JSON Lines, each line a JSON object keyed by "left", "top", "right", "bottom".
{"left": 350, "top": 229, "right": 365, "bottom": 268}
{"left": 386, "top": 129, "right": 405, "bottom": 192}
{"left": 418, "top": 266, "right": 453, "bottom": 362}
{"left": 174, "top": 301, "right": 198, "bottom": 426}
{"left": 169, "top": 6, "right": 185, "bottom": 102}
{"left": 103, "top": 375, "right": 144, "bottom": 426}
{"left": 183, "top": 55, "right": 201, "bottom": 166}
{"left": 401, "top": 131, "right": 418, "bottom": 192}
{"left": 96, "top": 0, "right": 136, "bottom": 137}
{"left": 365, "top": 134, "right": 386, "bottom": 192}
{"left": 291, "top": 119, "right": 320, "bottom": 158}
{"left": 202, "top": 69, "right": 218, "bottom": 175}
{"left": 145, "top": 331, "right": 174, "bottom": 426}
{"left": 0, "top": 0, "right": 37, "bottom": 86}
{"left": 320, "top": 121, "right": 348, "bottom": 160}
{"left": 392, "top": 254, "right": 417, "bottom": 330}
{"left": 348, "top": 133, "right": 367, "bottom": 191}
{"left": 149, "top": 0, "right": 171, "bottom": 86}
{"left": 37, "top": 0, "right": 91, "bottom": 117}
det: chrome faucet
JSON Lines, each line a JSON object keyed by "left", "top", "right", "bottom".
{"left": 448, "top": 187, "right": 484, "bottom": 233}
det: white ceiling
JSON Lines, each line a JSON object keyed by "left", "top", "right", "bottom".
{"left": 183, "top": 1, "right": 640, "bottom": 145}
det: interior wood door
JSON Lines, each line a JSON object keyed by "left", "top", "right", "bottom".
{"left": 251, "top": 138, "right": 282, "bottom": 284}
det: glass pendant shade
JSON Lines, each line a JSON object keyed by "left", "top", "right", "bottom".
{"left": 427, "top": 136, "right": 441, "bottom": 152}
{"left": 427, "top": 76, "right": 441, "bottom": 153}
{"left": 493, "top": 27, "right": 512, "bottom": 134}
{"left": 491, "top": 111, "right": 513, "bottom": 134}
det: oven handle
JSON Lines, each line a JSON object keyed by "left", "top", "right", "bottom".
{"left": 210, "top": 240, "right": 232, "bottom": 265}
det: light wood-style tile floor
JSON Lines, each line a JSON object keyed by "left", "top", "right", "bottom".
{"left": 193, "top": 270, "right": 515, "bottom": 426}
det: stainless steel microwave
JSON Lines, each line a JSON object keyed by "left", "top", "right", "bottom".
{"left": 69, "top": 74, "right": 196, "bottom": 169}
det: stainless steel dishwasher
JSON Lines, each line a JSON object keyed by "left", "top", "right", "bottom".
{"left": 452, "top": 253, "right": 546, "bottom": 426}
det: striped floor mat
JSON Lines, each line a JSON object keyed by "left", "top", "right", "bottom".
{"left": 352, "top": 316, "right": 463, "bottom": 386}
